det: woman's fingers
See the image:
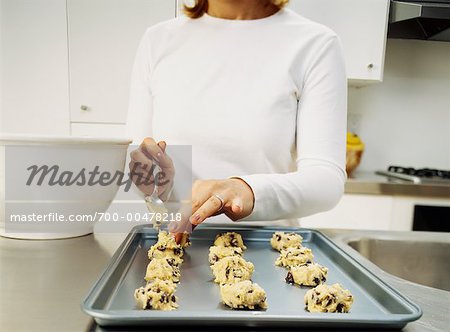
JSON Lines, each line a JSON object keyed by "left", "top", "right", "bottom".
{"left": 130, "top": 149, "right": 152, "bottom": 168}
{"left": 140, "top": 138, "right": 173, "bottom": 169}
{"left": 230, "top": 197, "right": 243, "bottom": 214}
{"left": 157, "top": 140, "right": 166, "bottom": 152}
{"left": 140, "top": 137, "right": 162, "bottom": 160}
{"left": 190, "top": 194, "right": 227, "bottom": 225}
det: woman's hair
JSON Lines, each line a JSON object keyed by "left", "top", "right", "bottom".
{"left": 183, "top": 0, "right": 290, "bottom": 19}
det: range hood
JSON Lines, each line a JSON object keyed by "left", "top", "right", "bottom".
{"left": 388, "top": 0, "right": 450, "bottom": 41}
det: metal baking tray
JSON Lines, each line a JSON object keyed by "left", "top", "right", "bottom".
{"left": 82, "top": 225, "right": 422, "bottom": 329}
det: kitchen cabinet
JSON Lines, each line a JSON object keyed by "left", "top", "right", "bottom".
{"left": 289, "top": 0, "right": 390, "bottom": 84}
{"left": 0, "top": 0, "right": 70, "bottom": 135}
{"left": 301, "top": 194, "right": 394, "bottom": 230}
{"left": 302, "top": 193, "right": 450, "bottom": 231}
{"left": 67, "top": 0, "right": 176, "bottom": 125}
{"left": 71, "top": 123, "right": 125, "bottom": 137}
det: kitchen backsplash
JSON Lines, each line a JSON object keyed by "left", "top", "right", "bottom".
{"left": 348, "top": 39, "right": 450, "bottom": 172}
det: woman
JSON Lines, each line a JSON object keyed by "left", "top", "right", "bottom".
{"left": 126, "top": 0, "right": 347, "bottom": 234}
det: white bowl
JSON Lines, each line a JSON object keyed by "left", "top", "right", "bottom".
{"left": 0, "top": 134, "right": 132, "bottom": 239}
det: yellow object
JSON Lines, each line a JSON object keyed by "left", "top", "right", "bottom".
{"left": 346, "top": 132, "right": 365, "bottom": 177}
{"left": 346, "top": 132, "right": 365, "bottom": 150}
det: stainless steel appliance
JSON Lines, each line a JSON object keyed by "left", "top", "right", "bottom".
{"left": 389, "top": 0, "right": 450, "bottom": 41}
{"left": 376, "top": 165, "right": 450, "bottom": 184}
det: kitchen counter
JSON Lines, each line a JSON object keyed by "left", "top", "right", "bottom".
{"left": 345, "top": 171, "right": 450, "bottom": 198}
{"left": 1, "top": 229, "right": 449, "bottom": 332}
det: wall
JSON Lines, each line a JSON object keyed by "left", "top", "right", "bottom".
{"left": 0, "top": 0, "right": 70, "bottom": 135}
{"left": 348, "top": 39, "right": 450, "bottom": 172}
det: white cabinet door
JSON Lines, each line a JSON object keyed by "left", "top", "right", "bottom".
{"left": 301, "top": 194, "right": 394, "bottom": 230}
{"left": 67, "top": 0, "right": 176, "bottom": 124}
{"left": 289, "top": 0, "right": 389, "bottom": 84}
{"left": 71, "top": 123, "right": 125, "bottom": 138}
{"left": 1, "top": 0, "right": 70, "bottom": 135}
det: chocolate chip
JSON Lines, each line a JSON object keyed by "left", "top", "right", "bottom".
{"left": 160, "top": 293, "right": 168, "bottom": 303}
{"left": 225, "top": 268, "right": 230, "bottom": 278}
{"left": 248, "top": 289, "right": 254, "bottom": 293}
{"left": 313, "top": 277, "right": 320, "bottom": 285}
{"left": 156, "top": 288, "right": 161, "bottom": 293}
{"left": 336, "top": 303, "right": 344, "bottom": 313}
{"left": 285, "top": 272, "right": 294, "bottom": 284}
{"left": 275, "top": 234, "right": 281, "bottom": 241}
{"left": 173, "top": 248, "right": 181, "bottom": 256}
{"left": 171, "top": 295, "right": 176, "bottom": 302}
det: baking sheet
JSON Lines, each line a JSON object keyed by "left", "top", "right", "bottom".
{"left": 82, "top": 225, "right": 422, "bottom": 328}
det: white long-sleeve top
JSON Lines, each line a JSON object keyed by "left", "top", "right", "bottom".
{"left": 126, "top": 8, "right": 347, "bottom": 226}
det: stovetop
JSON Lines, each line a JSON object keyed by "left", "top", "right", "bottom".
{"left": 376, "top": 166, "right": 450, "bottom": 185}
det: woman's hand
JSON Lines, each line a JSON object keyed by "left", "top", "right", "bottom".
{"left": 189, "top": 178, "right": 255, "bottom": 224}
{"left": 129, "top": 137, "right": 174, "bottom": 200}
{"left": 169, "top": 178, "right": 254, "bottom": 243}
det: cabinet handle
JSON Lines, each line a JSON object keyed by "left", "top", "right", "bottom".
{"left": 80, "top": 105, "right": 89, "bottom": 111}
{"left": 367, "top": 63, "right": 374, "bottom": 69}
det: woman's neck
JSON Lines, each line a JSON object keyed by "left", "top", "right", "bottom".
{"left": 207, "top": 0, "right": 279, "bottom": 20}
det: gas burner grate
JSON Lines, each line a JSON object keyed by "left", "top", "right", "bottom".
{"left": 388, "top": 166, "right": 450, "bottom": 179}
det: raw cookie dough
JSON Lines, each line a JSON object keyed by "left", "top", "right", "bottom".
{"left": 275, "top": 247, "right": 314, "bottom": 268}
{"left": 270, "top": 231, "right": 303, "bottom": 252}
{"left": 148, "top": 231, "right": 184, "bottom": 263}
{"left": 208, "top": 245, "right": 243, "bottom": 265}
{"left": 304, "top": 283, "right": 354, "bottom": 313}
{"left": 285, "top": 263, "right": 328, "bottom": 286}
{"left": 148, "top": 246, "right": 183, "bottom": 266}
{"left": 134, "top": 279, "right": 178, "bottom": 311}
{"left": 154, "top": 231, "right": 183, "bottom": 250}
{"left": 220, "top": 280, "right": 268, "bottom": 309}
{"left": 178, "top": 232, "right": 191, "bottom": 249}
{"left": 214, "top": 232, "right": 247, "bottom": 250}
{"left": 211, "top": 256, "right": 254, "bottom": 284}
{"left": 145, "top": 258, "right": 181, "bottom": 283}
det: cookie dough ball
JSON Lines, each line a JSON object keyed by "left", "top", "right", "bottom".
{"left": 148, "top": 245, "right": 184, "bottom": 265}
{"left": 178, "top": 232, "right": 191, "bottom": 249}
{"left": 149, "top": 249, "right": 183, "bottom": 267}
{"left": 144, "top": 258, "right": 181, "bottom": 283}
{"left": 208, "top": 246, "right": 243, "bottom": 265}
{"left": 155, "top": 231, "right": 183, "bottom": 250}
{"left": 304, "top": 283, "right": 354, "bottom": 313}
{"left": 214, "top": 232, "right": 247, "bottom": 250}
{"left": 220, "top": 280, "right": 268, "bottom": 309}
{"left": 275, "top": 247, "right": 313, "bottom": 268}
{"left": 270, "top": 231, "right": 303, "bottom": 252}
{"left": 285, "top": 263, "right": 328, "bottom": 286}
{"left": 134, "top": 279, "right": 178, "bottom": 311}
{"left": 148, "top": 231, "right": 184, "bottom": 263}
{"left": 211, "top": 256, "right": 254, "bottom": 284}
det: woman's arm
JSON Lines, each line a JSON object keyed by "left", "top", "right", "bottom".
{"left": 187, "top": 34, "right": 347, "bottom": 225}
{"left": 126, "top": 30, "right": 153, "bottom": 144}
{"left": 239, "top": 35, "right": 347, "bottom": 220}
{"left": 126, "top": 31, "right": 175, "bottom": 201}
